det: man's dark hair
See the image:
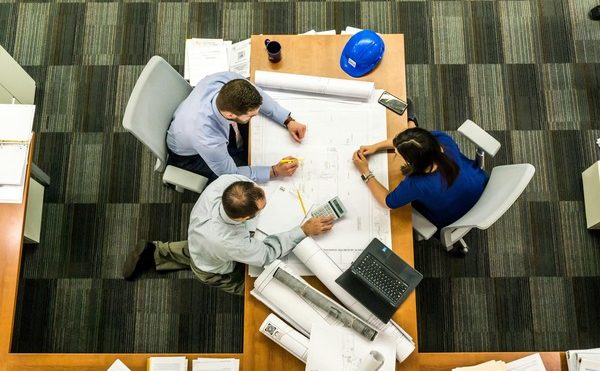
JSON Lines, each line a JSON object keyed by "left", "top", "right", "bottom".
{"left": 222, "top": 181, "right": 266, "bottom": 219}
{"left": 216, "top": 79, "right": 263, "bottom": 116}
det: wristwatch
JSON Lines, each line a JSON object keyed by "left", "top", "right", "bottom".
{"left": 283, "top": 115, "right": 294, "bottom": 127}
{"left": 360, "top": 171, "right": 374, "bottom": 182}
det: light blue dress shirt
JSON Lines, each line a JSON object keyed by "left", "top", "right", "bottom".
{"left": 167, "top": 71, "right": 291, "bottom": 183}
{"left": 188, "top": 174, "right": 307, "bottom": 274}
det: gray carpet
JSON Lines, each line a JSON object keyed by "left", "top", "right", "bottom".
{"left": 2, "top": 0, "right": 599, "bottom": 354}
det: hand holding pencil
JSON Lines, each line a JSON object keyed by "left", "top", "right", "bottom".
{"left": 271, "top": 156, "right": 300, "bottom": 178}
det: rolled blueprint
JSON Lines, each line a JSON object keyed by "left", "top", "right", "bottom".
{"left": 259, "top": 313, "right": 310, "bottom": 363}
{"left": 253, "top": 261, "right": 373, "bottom": 343}
{"left": 292, "top": 237, "right": 415, "bottom": 363}
{"left": 356, "top": 351, "right": 385, "bottom": 371}
{"left": 254, "top": 71, "right": 375, "bottom": 100}
{"left": 273, "top": 267, "right": 378, "bottom": 341}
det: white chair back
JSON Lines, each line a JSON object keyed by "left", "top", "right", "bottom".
{"left": 440, "top": 163, "right": 535, "bottom": 249}
{"left": 122, "top": 56, "right": 192, "bottom": 172}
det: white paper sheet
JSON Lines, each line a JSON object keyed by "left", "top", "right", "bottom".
{"left": 259, "top": 313, "right": 310, "bottom": 362}
{"left": 251, "top": 87, "right": 391, "bottom": 273}
{"left": 0, "top": 104, "right": 33, "bottom": 201}
{"left": 315, "top": 30, "right": 336, "bottom": 35}
{"left": 0, "top": 144, "right": 28, "bottom": 185}
{"left": 184, "top": 38, "right": 224, "bottom": 80}
{"left": 306, "top": 323, "right": 396, "bottom": 371}
{"left": 254, "top": 71, "right": 374, "bottom": 100}
{"left": 107, "top": 359, "right": 131, "bottom": 371}
{"left": 579, "top": 359, "right": 600, "bottom": 371}
{"left": 0, "top": 104, "right": 35, "bottom": 141}
{"left": 453, "top": 360, "right": 507, "bottom": 371}
{"left": 567, "top": 349, "right": 600, "bottom": 371}
{"left": 256, "top": 184, "right": 311, "bottom": 236}
{"left": 342, "top": 26, "right": 363, "bottom": 35}
{"left": 506, "top": 353, "right": 546, "bottom": 371}
{"left": 147, "top": 357, "right": 188, "bottom": 371}
{"left": 192, "top": 358, "right": 239, "bottom": 371}
{"left": 185, "top": 38, "right": 230, "bottom": 86}
{"left": 228, "top": 39, "right": 251, "bottom": 78}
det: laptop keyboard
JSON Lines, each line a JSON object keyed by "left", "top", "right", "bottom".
{"left": 351, "top": 253, "right": 409, "bottom": 306}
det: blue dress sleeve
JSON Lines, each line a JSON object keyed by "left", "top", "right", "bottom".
{"left": 385, "top": 178, "right": 421, "bottom": 209}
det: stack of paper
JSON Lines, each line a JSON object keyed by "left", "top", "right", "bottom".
{"left": 0, "top": 104, "right": 35, "bottom": 204}
{"left": 567, "top": 348, "right": 600, "bottom": 371}
{"left": 147, "top": 356, "right": 187, "bottom": 371}
{"left": 192, "top": 358, "right": 239, "bottom": 371}
{"left": 452, "top": 353, "right": 547, "bottom": 371}
{"left": 184, "top": 38, "right": 250, "bottom": 86}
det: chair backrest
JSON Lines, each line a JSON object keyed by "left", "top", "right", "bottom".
{"left": 440, "top": 163, "right": 535, "bottom": 248}
{"left": 122, "top": 56, "right": 192, "bottom": 172}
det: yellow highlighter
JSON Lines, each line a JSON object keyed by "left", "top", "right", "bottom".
{"left": 279, "top": 157, "right": 304, "bottom": 165}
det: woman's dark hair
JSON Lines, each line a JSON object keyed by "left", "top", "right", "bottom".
{"left": 392, "top": 128, "right": 459, "bottom": 188}
{"left": 216, "top": 79, "right": 263, "bottom": 116}
{"left": 222, "top": 181, "right": 265, "bottom": 219}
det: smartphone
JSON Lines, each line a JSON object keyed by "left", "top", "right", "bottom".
{"left": 378, "top": 91, "right": 408, "bottom": 115}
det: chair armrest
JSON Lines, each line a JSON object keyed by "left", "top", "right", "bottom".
{"left": 163, "top": 165, "right": 208, "bottom": 194}
{"left": 412, "top": 209, "right": 437, "bottom": 240}
{"left": 457, "top": 120, "right": 501, "bottom": 157}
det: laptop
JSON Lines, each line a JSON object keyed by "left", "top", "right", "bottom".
{"left": 335, "top": 238, "right": 423, "bottom": 323}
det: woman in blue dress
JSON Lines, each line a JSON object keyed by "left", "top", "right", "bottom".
{"left": 352, "top": 110, "right": 487, "bottom": 254}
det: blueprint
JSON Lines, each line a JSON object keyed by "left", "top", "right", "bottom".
{"left": 250, "top": 73, "right": 392, "bottom": 274}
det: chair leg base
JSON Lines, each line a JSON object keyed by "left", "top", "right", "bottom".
{"left": 447, "top": 239, "right": 469, "bottom": 256}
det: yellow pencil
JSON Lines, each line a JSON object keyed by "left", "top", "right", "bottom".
{"left": 296, "top": 190, "right": 307, "bottom": 215}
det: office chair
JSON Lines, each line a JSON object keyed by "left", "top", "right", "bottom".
{"left": 412, "top": 120, "right": 535, "bottom": 253}
{"left": 122, "top": 56, "right": 208, "bottom": 193}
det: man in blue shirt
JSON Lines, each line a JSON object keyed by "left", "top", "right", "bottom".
{"left": 167, "top": 71, "right": 306, "bottom": 183}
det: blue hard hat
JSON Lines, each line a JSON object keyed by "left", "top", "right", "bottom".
{"left": 340, "top": 30, "right": 385, "bottom": 78}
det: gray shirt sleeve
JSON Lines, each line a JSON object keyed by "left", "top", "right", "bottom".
{"left": 227, "top": 226, "right": 306, "bottom": 268}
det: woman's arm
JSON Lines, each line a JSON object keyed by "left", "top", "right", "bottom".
{"left": 352, "top": 150, "right": 391, "bottom": 208}
{"left": 359, "top": 137, "right": 394, "bottom": 155}
{"left": 364, "top": 176, "right": 390, "bottom": 208}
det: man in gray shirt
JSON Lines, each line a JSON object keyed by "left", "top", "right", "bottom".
{"left": 123, "top": 174, "right": 334, "bottom": 295}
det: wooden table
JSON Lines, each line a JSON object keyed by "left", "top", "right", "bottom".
{"left": 243, "top": 34, "right": 415, "bottom": 371}
{"left": 0, "top": 35, "right": 566, "bottom": 371}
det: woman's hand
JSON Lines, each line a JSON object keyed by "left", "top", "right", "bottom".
{"left": 352, "top": 150, "right": 370, "bottom": 174}
{"left": 359, "top": 144, "right": 378, "bottom": 156}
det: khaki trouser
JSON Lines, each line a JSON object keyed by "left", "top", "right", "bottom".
{"left": 154, "top": 240, "right": 245, "bottom": 296}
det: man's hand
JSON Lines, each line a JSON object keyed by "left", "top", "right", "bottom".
{"left": 272, "top": 156, "right": 299, "bottom": 177}
{"left": 287, "top": 120, "right": 306, "bottom": 143}
{"left": 301, "top": 216, "right": 334, "bottom": 236}
{"left": 352, "top": 150, "right": 370, "bottom": 174}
